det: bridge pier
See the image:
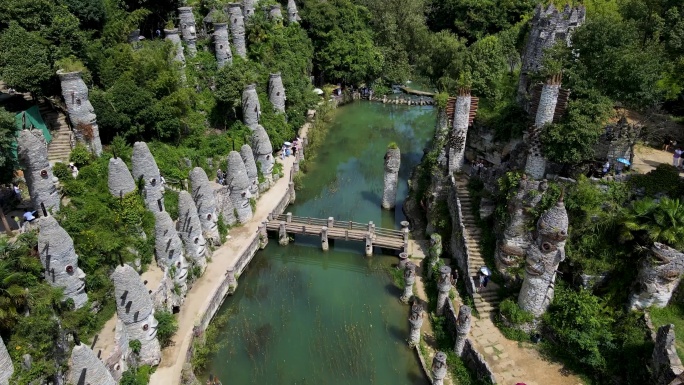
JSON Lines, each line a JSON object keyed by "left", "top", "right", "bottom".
{"left": 321, "top": 226, "right": 329, "bottom": 251}
{"left": 286, "top": 212, "right": 292, "bottom": 223}
{"left": 365, "top": 232, "right": 373, "bottom": 257}
{"left": 400, "top": 262, "right": 416, "bottom": 303}
{"left": 258, "top": 221, "right": 268, "bottom": 249}
{"left": 293, "top": 161, "right": 299, "bottom": 174}
{"left": 227, "top": 268, "right": 238, "bottom": 294}
{"left": 368, "top": 221, "right": 375, "bottom": 239}
{"left": 279, "top": 221, "right": 289, "bottom": 245}
{"left": 327, "top": 217, "right": 334, "bottom": 228}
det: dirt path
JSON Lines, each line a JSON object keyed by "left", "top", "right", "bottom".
{"left": 632, "top": 143, "right": 680, "bottom": 174}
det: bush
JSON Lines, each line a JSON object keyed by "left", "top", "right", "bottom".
{"left": 69, "top": 144, "right": 93, "bottom": 167}
{"left": 155, "top": 309, "right": 178, "bottom": 348}
{"left": 499, "top": 298, "right": 533, "bottom": 324}
{"left": 129, "top": 339, "right": 141, "bottom": 355}
{"left": 164, "top": 191, "right": 179, "bottom": 221}
{"left": 53, "top": 162, "right": 70, "bottom": 180}
{"left": 630, "top": 163, "right": 684, "bottom": 198}
{"left": 120, "top": 365, "right": 153, "bottom": 385}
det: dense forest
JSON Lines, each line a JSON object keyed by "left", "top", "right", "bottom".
{"left": 0, "top": 0, "right": 683, "bottom": 384}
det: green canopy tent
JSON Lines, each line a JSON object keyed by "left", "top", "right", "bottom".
{"left": 11, "top": 105, "right": 52, "bottom": 160}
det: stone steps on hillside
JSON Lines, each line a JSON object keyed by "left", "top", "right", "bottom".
{"left": 40, "top": 99, "right": 73, "bottom": 163}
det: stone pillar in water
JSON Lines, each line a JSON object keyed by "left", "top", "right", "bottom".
{"left": 165, "top": 28, "right": 185, "bottom": 65}
{"left": 428, "top": 233, "right": 442, "bottom": 278}
{"left": 178, "top": 7, "right": 197, "bottom": 57}
{"left": 68, "top": 342, "right": 117, "bottom": 385}
{"left": 365, "top": 232, "right": 374, "bottom": 257}
{"left": 38, "top": 216, "right": 89, "bottom": 309}
{"left": 226, "top": 267, "right": 239, "bottom": 294}
{"left": 287, "top": 0, "right": 301, "bottom": 23}
{"left": 240, "top": 144, "right": 260, "bottom": 198}
{"left": 408, "top": 302, "right": 423, "bottom": 347}
{"left": 629, "top": 243, "right": 684, "bottom": 310}
{"left": 227, "top": 3, "right": 247, "bottom": 59}
{"left": 454, "top": 305, "right": 472, "bottom": 356}
{"left": 154, "top": 211, "right": 189, "bottom": 301}
{"left": 279, "top": 221, "right": 289, "bottom": 245}
{"left": 57, "top": 70, "right": 103, "bottom": 156}
{"left": 17, "top": 130, "right": 60, "bottom": 215}
{"left": 213, "top": 23, "right": 232, "bottom": 68}
{"left": 242, "top": 84, "right": 261, "bottom": 128}
{"left": 268, "top": 4, "right": 283, "bottom": 21}
{"left": 177, "top": 191, "right": 208, "bottom": 273}
{"left": 382, "top": 145, "right": 401, "bottom": 209}
{"left": 108, "top": 157, "right": 136, "bottom": 197}
{"left": 252, "top": 124, "right": 274, "bottom": 180}
{"left": 0, "top": 336, "right": 13, "bottom": 385}
{"left": 400, "top": 262, "right": 416, "bottom": 303}
{"left": 436, "top": 265, "right": 452, "bottom": 315}
{"left": 189, "top": 167, "right": 221, "bottom": 245}
{"left": 518, "top": 195, "right": 568, "bottom": 317}
{"left": 525, "top": 75, "right": 561, "bottom": 180}
{"left": 398, "top": 252, "right": 409, "bottom": 270}
{"left": 132, "top": 142, "right": 164, "bottom": 212}
{"left": 111, "top": 264, "right": 162, "bottom": 366}
{"left": 431, "top": 351, "right": 448, "bottom": 385}
{"left": 321, "top": 226, "right": 329, "bottom": 251}
{"left": 226, "top": 151, "right": 254, "bottom": 223}
{"left": 448, "top": 89, "right": 471, "bottom": 173}
{"left": 268, "top": 73, "right": 286, "bottom": 114}
{"left": 242, "top": 0, "right": 258, "bottom": 19}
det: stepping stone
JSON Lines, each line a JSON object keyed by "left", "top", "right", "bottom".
{"left": 484, "top": 346, "right": 494, "bottom": 354}
{"left": 493, "top": 343, "right": 505, "bottom": 352}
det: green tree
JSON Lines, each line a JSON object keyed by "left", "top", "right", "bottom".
{"left": 0, "top": 23, "right": 53, "bottom": 95}
{"left": 621, "top": 197, "right": 684, "bottom": 249}
{"left": 0, "top": 108, "right": 17, "bottom": 184}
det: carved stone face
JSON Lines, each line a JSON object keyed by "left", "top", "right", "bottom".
{"left": 127, "top": 312, "right": 159, "bottom": 342}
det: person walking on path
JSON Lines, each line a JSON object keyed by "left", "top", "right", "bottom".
{"left": 674, "top": 148, "right": 682, "bottom": 167}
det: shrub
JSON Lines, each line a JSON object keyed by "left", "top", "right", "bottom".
{"left": 387, "top": 141, "right": 398, "bottom": 149}
{"left": 120, "top": 365, "right": 153, "bottom": 385}
{"left": 499, "top": 298, "right": 533, "bottom": 324}
{"left": 129, "top": 339, "right": 141, "bottom": 355}
{"left": 155, "top": 309, "right": 178, "bottom": 348}
{"left": 630, "top": 163, "right": 684, "bottom": 197}
{"left": 53, "top": 162, "right": 70, "bottom": 180}
{"left": 217, "top": 213, "right": 228, "bottom": 244}
{"left": 69, "top": 144, "right": 93, "bottom": 167}
{"left": 164, "top": 191, "right": 179, "bottom": 220}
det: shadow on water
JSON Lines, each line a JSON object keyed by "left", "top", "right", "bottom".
{"left": 385, "top": 282, "right": 403, "bottom": 297}
{"left": 361, "top": 190, "right": 382, "bottom": 206}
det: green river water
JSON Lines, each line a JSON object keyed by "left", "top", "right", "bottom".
{"left": 204, "top": 101, "right": 435, "bottom": 385}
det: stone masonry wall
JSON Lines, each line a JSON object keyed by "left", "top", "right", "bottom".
{"left": 447, "top": 175, "right": 477, "bottom": 295}
{"left": 227, "top": 3, "right": 247, "bottom": 58}
{"left": 17, "top": 130, "right": 60, "bottom": 215}
{"left": 213, "top": 23, "right": 232, "bottom": 68}
{"left": 268, "top": 73, "right": 286, "bottom": 113}
{"left": 57, "top": 71, "right": 103, "bottom": 155}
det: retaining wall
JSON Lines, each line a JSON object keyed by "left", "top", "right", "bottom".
{"left": 447, "top": 175, "right": 477, "bottom": 295}
{"left": 462, "top": 339, "right": 497, "bottom": 384}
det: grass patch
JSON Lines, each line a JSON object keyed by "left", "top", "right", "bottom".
{"left": 649, "top": 304, "right": 684, "bottom": 362}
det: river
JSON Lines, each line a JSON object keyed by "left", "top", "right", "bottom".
{"left": 202, "top": 101, "right": 435, "bottom": 385}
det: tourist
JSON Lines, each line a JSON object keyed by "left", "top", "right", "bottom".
{"left": 477, "top": 266, "right": 490, "bottom": 292}
{"left": 674, "top": 148, "right": 683, "bottom": 167}
{"left": 601, "top": 161, "right": 610, "bottom": 177}
{"left": 217, "top": 169, "right": 224, "bottom": 185}
{"left": 23, "top": 209, "right": 36, "bottom": 223}
{"left": 615, "top": 161, "right": 624, "bottom": 175}
{"left": 69, "top": 163, "right": 79, "bottom": 178}
{"left": 281, "top": 145, "right": 287, "bottom": 160}
{"left": 663, "top": 136, "right": 673, "bottom": 151}
{"left": 160, "top": 175, "right": 166, "bottom": 186}
{"left": 13, "top": 183, "right": 21, "bottom": 201}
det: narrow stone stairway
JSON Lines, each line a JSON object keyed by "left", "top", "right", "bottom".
{"left": 39, "top": 99, "right": 73, "bottom": 163}
{"left": 454, "top": 176, "right": 500, "bottom": 318}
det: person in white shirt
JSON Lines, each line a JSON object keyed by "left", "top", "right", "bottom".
{"left": 23, "top": 209, "right": 36, "bottom": 222}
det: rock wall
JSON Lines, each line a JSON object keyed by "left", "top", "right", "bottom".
{"left": 462, "top": 339, "right": 498, "bottom": 384}
{"left": 164, "top": 28, "right": 186, "bottom": 65}
{"left": 178, "top": 7, "right": 198, "bottom": 57}
{"left": 227, "top": 3, "right": 247, "bottom": 58}
{"left": 240, "top": 144, "right": 260, "bottom": 197}
{"left": 213, "top": 23, "right": 232, "bottom": 68}
{"left": 132, "top": 142, "right": 164, "bottom": 212}
{"left": 17, "top": 130, "right": 60, "bottom": 215}
{"left": 108, "top": 157, "right": 136, "bottom": 197}
{"left": 448, "top": 94, "right": 471, "bottom": 173}
{"left": 177, "top": 191, "right": 209, "bottom": 272}
{"left": 652, "top": 324, "right": 684, "bottom": 385}
{"left": 57, "top": 71, "right": 103, "bottom": 155}
{"left": 525, "top": 82, "right": 560, "bottom": 180}
{"left": 189, "top": 167, "right": 221, "bottom": 245}
{"left": 0, "top": 336, "right": 14, "bottom": 385}
{"left": 630, "top": 243, "right": 684, "bottom": 310}
{"left": 594, "top": 116, "right": 641, "bottom": 165}
{"left": 447, "top": 175, "right": 477, "bottom": 294}
{"left": 68, "top": 343, "right": 117, "bottom": 385}
{"left": 38, "top": 216, "right": 89, "bottom": 309}
{"left": 382, "top": 147, "right": 401, "bottom": 209}
{"left": 268, "top": 73, "right": 286, "bottom": 113}
{"left": 226, "top": 151, "right": 253, "bottom": 223}
{"left": 242, "top": 84, "right": 261, "bottom": 128}
{"left": 287, "top": 0, "right": 301, "bottom": 23}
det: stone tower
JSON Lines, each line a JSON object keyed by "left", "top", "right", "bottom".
{"left": 111, "top": 264, "right": 162, "bottom": 366}
{"left": 57, "top": 70, "right": 103, "bottom": 156}
{"left": 518, "top": 195, "right": 568, "bottom": 317}
{"left": 0, "top": 336, "right": 14, "bottom": 385}
{"left": 240, "top": 144, "right": 260, "bottom": 197}
{"left": 251, "top": 124, "right": 274, "bottom": 181}
{"left": 177, "top": 190, "right": 208, "bottom": 273}
{"left": 242, "top": 0, "right": 258, "bottom": 19}
{"left": 400, "top": 262, "right": 416, "bottom": 303}
{"left": 448, "top": 88, "right": 472, "bottom": 173}
{"left": 652, "top": 324, "right": 684, "bottom": 384}
{"left": 213, "top": 23, "right": 232, "bottom": 68}
{"left": 454, "top": 305, "right": 472, "bottom": 355}
{"left": 517, "top": 4, "right": 585, "bottom": 109}
{"left": 227, "top": 3, "right": 247, "bottom": 59}
{"left": 382, "top": 145, "right": 401, "bottom": 209}
{"left": 242, "top": 83, "right": 261, "bottom": 128}
{"left": 408, "top": 302, "right": 423, "bottom": 347}
{"left": 287, "top": 0, "right": 301, "bottom": 23}
{"left": 436, "top": 265, "right": 452, "bottom": 315}
{"left": 17, "top": 130, "right": 60, "bottom": 215}
{"left": 268, "top": 4, "right": 283, "bottom": 21}
{"left": 268, "top": 73, "right": 286, "bottom": 114}
{"left": 178, "top": 7, "right": 198, "bottom": 57}
{"left": 525, "top": 74, "right": 561, "bottom": 180}
{"left": 164, "top": 28, "right": 186, "bottom": 65}
{"left": 132, "top": 142, "right": 164, "bottom": 212}
{"left": 108, "top": 157, "right": 136, "bottom": 197}
{"left": 431, "top": 352, "right": 448, "bottom": 385}
{"left": 38, "top": 216, "right": 89, "bottom": 309}
{"left": 629, "top": 243, "right": 684, "bottom": 310}
{"left": 226, "top": 151, "right": 254, "bottom": 223}
{"left": 189, "top": 167, "right": 221, "bottom": 245}
{"left": 68, "top": 342, "right": 117, "bottom": 385}
{"left": 153, "top": 210, "right": 189, "bottom": 306}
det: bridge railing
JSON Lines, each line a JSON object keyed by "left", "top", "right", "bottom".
{"left": 269, "top": 213, "right": 403, "bottom": 238}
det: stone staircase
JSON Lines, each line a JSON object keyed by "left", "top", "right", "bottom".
{"left": 454, "top": 176, "right": 500, "bottom": 318}
{"left": 39, "top": 99, "right": 73, "bottom": 163}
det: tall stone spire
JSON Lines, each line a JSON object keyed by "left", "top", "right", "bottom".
{"left": 108, "top": 157, "right": 136, "bottom": 197}
{"left": 287, "top": 0, "right": 301, "bottom": 23}
{"left": 431, "top": 352, "right": 448, "bottom": 385}
{"left": 0, "top": 336, "right": 14, "bottom": 385}
{"left": 436, "top": 265, "right": 452, "bottom": 316}
{"left": 268, "top": 4, "right": 283, "bottom": 21}
{"left": 226, "top": 151, "right": 254, "bottom": 223}
{"left": 177, "top": 190, "right": 208, "bottom": 273}
{"left": 251, "top": 124, "right": 274, "bottom": 181}
{"left": 57, "top": 70, "right": 103, "bottom": 156}
{"left": 240, "top": 144, "right": 260, "bottom": 197}
{"left": 629, "top": 243, "right": 684, "bottom": 310}
{"left": 524, "top": 75, "right": 561, "bottom": 180}
{"left": 213, "top": 23, "right": 232, "bottom": 68}
{"left": 454, "top": 305, "right": 472, "bottom": 355}
{"left": 131, "top": 142, "right": 164, "bottom": 212}
{"left": 268, "top": 73, "right": 286, "bottom": 114}
{"left": 154, "top": 211, "right": 189, "bottom": 286}
{"left": 242, "top": 0, "right": 258, "bottom": 19}
{"left": 178, "top": 7, "right": 198, "bottom": 57}
{"left": 68, "top": 343, "right": 117, "bottom": 385}
{"left": 400, "top": 262, "right": 416, "bottom": 303}
{"left": 111, "top": 264, "right": 162, "bottom": 366}
{"left": 38, "top": 216, "right": 89, "bottom": 309}
{"left": 448, "top": 88, "right": 472, "bottom": 173}
{"left": 164, "top": 28, "right": 185, "bottom": 65}
{"left": 17, "top": 130, "right": 60, "bottom": 215}
{"left": 242, "top": 83, "right": 261, "bottom": 128}
{"left": 518, "top": 195, "right": 568, "bottom": 316}
{"left": 227, "top": 3, "right": 247, "bottom": 58}
{"left": 382, "top": 145, "right": 400, "bottom": 209}
{"left": 408, "top": 302, "right": 423, "bottom": 347}
{"left": 189, "top": 167, "right": 221, "bottom": 245}
{"left": 652, "top": 324, "right": 684, "bottom": 384}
